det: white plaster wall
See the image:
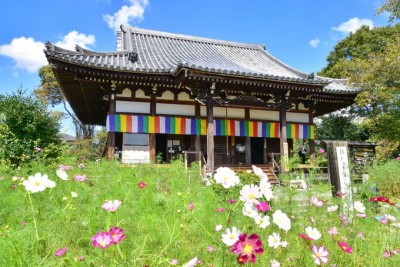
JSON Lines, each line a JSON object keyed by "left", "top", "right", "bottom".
{"left": 122, "top": 145, "right": 150, "bottom": 163}
{"left": 287, "top": 112, "right": 309, "bottom": 123}
{"left": 135, "top": 89, "right": 150, "bottom": 99}
{"left": 177, "top": 91, "right": 193, "bottom": 101}
{"left": 250, "top": 110, "right": 279, "bottom": 121}
{"left": 200, "top": 107, "right": 244, "bottom": 118}
{"left": 117, "top": 88, "right": 131, "bottom": 97}
{"left": 160, "top": 90, "right": 174, "bottom": 100}
{"left": 116, "top": 101, "right": 150, "bottom": 113}
{"left": 298, "top": 102, "right": 308, "bottom": 110}
{"left": 157, "top": 103, "right": 195, "bottom": 116}
{"left": 227, "top": 108, "right": 245, "bottom": 119}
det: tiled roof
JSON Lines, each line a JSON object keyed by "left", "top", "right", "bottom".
{"left": 44, "top": 25, "right": 357, "bottom": 93}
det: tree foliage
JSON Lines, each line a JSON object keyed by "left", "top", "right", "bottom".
{"left": 376, "top": 0, "right": 400, "bottom": 22}
{"left": 315, "top": 114, "right": 369, "bottom": 141}
{"left": 0, "top": 90, "right": 63, "bottom": 166}
{"left": 35, "top": 65, "right": 95, "bottom": 139}
{"left": 319, "top": 22, "right": 400, "bottom": 158}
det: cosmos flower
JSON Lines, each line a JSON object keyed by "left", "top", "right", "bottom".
{"left": 327, "top": 205, "right": 338, "bottom": 212}
{"left": 240, "top": 184, "right": 262, "bottom": 204}
{"left": 305, "top": 226, "right": 321, "bottom": 240}
{"left": 215, "top": 207, "right": 225, "bottom": 212}
{"left": 328, "top": 227, "right": 339, "bottom": 235}
{"left": 108, "top": 227, "right": 126, "bottom": 244}
{"left": 230, "top": 233, "right": 264, "bottom": 264}
{"left": 298, "top": 233, "right": 313, "bottom": 240}
{"left": 268, "top": 232, "right": 281, "bottom": 249}
{"left": 59, "top": 165, "right": 71, "bottom": 171}
{"left": 337, "top": 241, "right": 352, "bottom": 254}
{"left": 188, "top": 201, "right": 194, "bottom": 211}
{"left": 102, "top": 200, "right": 122, "bottom": 212}
{"left": 254, "top": 215, "right": 270, "bottom": 229}
{"left": 55, "top": 246, "right": 67, "bottom": 256}
{"left": 182, "top": 257, "right": 199, "bottom": 267}
{"left": 73, "top": 174, "right": 87, "bottom": 181}
{"left": 207, "top": 246, "right": 215, "bottom": 252}
{"left": 56, "top": 169, "right": 68, "bottom": 180}
{"left": 270, "top": 259, "right": 281, "bottom": 267}
{"left": 259, "top": 178, "right": 273, "bottom": 200}
{"left": 353, "top": 201, "right": 366, "bottom": 213}
{"left": 310, "top": 196, "right": 324, "bottom": 207}
{"left": 138, "top": 181, "right": 147, "bottom": 188}
{"left": 23, "top": 173, "right": 55, "bottom": 193}
{"left": 319, "top": 148, "right": 325, "bottom": 153}
{"left": 243, "top": 203, "right": 259, "bottom": 218}
{"left": 221, "top": 227, "right": 241, "bottom": 246}
{"left": 272, "top": 210, "right": 291, "bottom": 232}
{"left": 215, "top": 225, "right": 223, "bottom": 232}
{"left": 214, "top": 167, "right": 240, "bottom": 189}
{"left": 311, "top": 245, "right": 329, "bottom": 265}
{"left": 256, "top": 201, "right": 270, "bottom": 212}
{"left": 92, "top": 232, "right": 113, "bottom": 248}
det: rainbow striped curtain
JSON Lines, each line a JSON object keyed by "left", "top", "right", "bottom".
{"left": 106, "top": 114, "right": 314, "bottom": 139}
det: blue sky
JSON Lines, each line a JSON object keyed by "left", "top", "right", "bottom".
{"left": 0, "top": 0, "right": 390, "bottom": 133}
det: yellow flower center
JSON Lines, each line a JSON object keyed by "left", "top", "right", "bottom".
{"left": 316, "top": 253, "right": 320, "bottom": 258}
{"left": 243, "top": 244, "right": 253, "bottom": 254}
{"left": 223, "top": 176, "right": 228, "bottom": 181}
{"left": 34, "top": 181, "right": 40, "bottom": 186}
{"left": 249, "top": 194, "right": 255, "bottom": 199}
{"left": 230, "top": 234, "right": 235, "bottom": 240}
{"left": 100, "top": 240, "right": 107, "bottom": 247}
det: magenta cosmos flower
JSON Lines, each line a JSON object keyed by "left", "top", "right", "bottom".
{"left": 108, "top": 227, "right": 126, "bottom": 244}
{"left": 311, "top": 245, "right": 329, "bottom": 265}
{"left": 55, "top": 246, "right": 67, "bottom": 256}
{"left": 319, "top": 148, "right": 325, "bottom": 153}
{"left": 230, "top": 233, "right": 264, "bottom": 264}
{"left": 337, "top": 241, "right": 352, "bottom": 254}
{"left": 102, "top": 200, "right": 122, "bottom": 212}
{"left": 92, "top": 232, "right": 113, "bottom": 248}
{"left": 188, "top": 201, "right": 194, "bottom": 211}
{"left": 256, "top": 201, "right": 270, "bottom": 212}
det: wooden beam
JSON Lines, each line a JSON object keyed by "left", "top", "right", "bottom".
{"left": 149, "top": 93, "right": 156, "bottom": 162}
{"left": 309, "top": 111, "right": 315, "bottom": 163}
{"left": 279, "top": 95, "right": 288, "bottom": 172}
{"left": 206, "top": 97, "right": 214, "bottom": 175}
{"left": 107, "top": 92, "right": 116, "bottom": 161}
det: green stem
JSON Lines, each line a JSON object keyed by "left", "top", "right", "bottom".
{"left": 116, "top": 244, "right": 124, "bottom": 260}
{"left": 28, "top": 193, "right": 39, "bottom": 241}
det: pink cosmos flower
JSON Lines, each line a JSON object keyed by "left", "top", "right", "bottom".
{"left": 215, "top": 207, "right": 225, "bottom": 212}
{"left": 328, "top": 227, "right": 338, "bottom": 235}
{"left": 339, "top": 213, "right": 349, "bottom": 226}
{"left": 357, "top": 232, "right": 364, "bottom": 238}
{"left": 102, "top": 200, "right": 122, "bottom": 212}
{"left": 337, "top": 241, "right": 352, "bottom": 254}
{"left": 383, "top": 251, "right": 393, "bottom": 258}
{"left": 55, "top": 246, "right": 67, "bottom": 256}
{"left": 59, "top": 165, "right": 71, "bottom": 171}
{"left": 227, "top": 199, "right": 237, "bottom": 204}
{"left": 207, "top": 245, "right": 215, "bottom": 252}
{"left": 319, "top": 148, "right": 325, "bottom": 153}
{"left": 311, "top": 245, "right": 329, "bottom": 265}
{"left": 230, "top": 233, "right": 264, "bottom": 264}
{"left": 310, "top": 196, "right": 323, "bottom": 207}
{"left": 356, "top": 214, "right": 367, "bottom": 218}
{"left": 188, "top": 201, "right": 194, "bottom": 211}
{"left": 256, "top": 201, "right": 270, "bottom": 212}
{"left": 73, "top": 174, "right": 87, "bottom": 182}
{"left": 21, "top": 220, "right": 26, "bottom": 225}
{"left": 397, "top": 154, "right": 400, "bottom": 160}
{"left": 170, "top": 259, "right": 179, "bottom": 265}
{"left": 108, "top": 227, "right": 126, "bottom": 244}
{"left": 298, "top": 233, "right": 313, "bottom": 240}
{"left": 92, "top": 232, "right": 113, "bottom": 248}
{"left": 138, "top": 181, "right": 147, "bottom": 188}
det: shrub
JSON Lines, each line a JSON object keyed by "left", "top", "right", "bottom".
{"left": 365, "top": 160, "right": 400, "bottom": 200}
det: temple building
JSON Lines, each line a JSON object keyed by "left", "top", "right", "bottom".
{"left": 44, "top": 25, "right": 358, "bottom": 175}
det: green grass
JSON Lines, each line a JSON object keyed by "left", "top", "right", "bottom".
{"left": 1, "top": 159, "right": 400, "bottom": 266}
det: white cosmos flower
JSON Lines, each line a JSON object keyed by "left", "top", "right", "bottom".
{"left": 268, "top": 232, "right": 281, "bottom": 249}
{"left": 327, "top": 205, "right": 338, "bottom": 212}
{"left": 252, "top": 165, "right": 269, "bottom": 180}
{"left": 22, "top": 173, "right": 55, "bottom": 193}
{"left": 305, "top": 226, "right": 321, "bottom": 240}
{"left": 214, "top": 167, "right": 240, "bottom": 188}
{"left": 260, "top": 178, "right": 273, "bottom": 200}
{"left": 215, "top": 224, "right": 223, "bottom": 232}
{"left": 353, "top": 201, "right": 366, "bottom": 213}
{"left": 272, "top": 210, "right": 291, "bottom": 232}
{"left": 56, "top": 168, "right": 68, "bottom": 180}
{"left": 254, "top": 214, "right": 270, "bottom": 229}
{"left": 71, "top": 191, "right": 78, "bottom": 198}
{"left": 221, "top": 226, "right": 241, "bottom": 246}
{"left": 242, "top": 202, "right": 259, "bottom": 218}
{"left": 240, "top": 184, "right": 262, "bottom": 204}
{"left": 270, "top": 259, "right": 281, "bottom": 267}
{"left": 183, "top": 257, "right": 198, "bottom": 267}
{"left": 281, "top": 240, "right": 289, "bottom": 248}
{"left": 385, "top": 214, "right": 396, "bottom": 222}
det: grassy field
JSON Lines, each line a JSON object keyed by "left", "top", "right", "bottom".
{"left": 0, "top": 159, "right": 399, "bottom": 266}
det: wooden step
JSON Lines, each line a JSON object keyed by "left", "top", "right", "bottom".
{"left": 215, "top": 164, "right": 280, "bottom": 185}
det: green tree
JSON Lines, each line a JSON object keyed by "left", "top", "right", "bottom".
{"left": 318, "top": 22, "right": 400, "bottom": 158}
{"left": 0, "top": 89, "right": 62, "bottom": 166}
{"left": 376, "top": 0, "right": 400, "bottom": 22}
{"left": 35, "top": 65, "right": 95, "bottom": 139}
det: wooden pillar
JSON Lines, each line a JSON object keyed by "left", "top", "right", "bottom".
{"left": 149, "top": 92, "right": 156, "bottom": 163}
{"left": 309, "top": 111, "right": 315, "bottom": 163}
{"left": 244, "top": 108, "right": 251, "bottom": 165}
{"left": 206, "top": 97, "right": 214, "bottom": 174}
{"left": 195, "top": 102, "right": 201, "bottom": 161}
{"left": 263, "top": 138, "right": 268, "bottom": 164}
{"left": 107, "top": 91, "right": 116, "bottom": 160}
{"left": 279, "top": 95, "right": 288, "bottom": 172}
{"left": 230, "top": 136, "right": 236, "bottom": 164}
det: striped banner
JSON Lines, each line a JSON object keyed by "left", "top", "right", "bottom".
{"left": 106, "top": 114, "right": 314, "bottom": 139}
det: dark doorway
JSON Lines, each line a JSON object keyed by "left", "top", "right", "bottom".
{"left": 155, "top": 134, "right": 167, "bottom": 163}
{"left": 251, "top": 137, "right": 264, "bottom": 164}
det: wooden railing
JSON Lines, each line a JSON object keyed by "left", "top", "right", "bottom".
{"left": 182, "top": 150, "right": 206, "bottom": 178}
{"left": 268, "top": 152, "right": 281, "bottom": 172}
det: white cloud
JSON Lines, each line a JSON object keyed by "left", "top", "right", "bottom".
{"left": 55, "top": 31, "right": 95, "bottom": 50}
{"left": 0, "top": 37, "right": 47, "bottom": 73}
{"left": 309, "top": 37, "right": 320, "bottom": 48}
{"left": 103, "top": 0, "right": 149, "bottom": 32}
{"left": 332, "top": 17, "right": 374, "bottom": 34}
{"left": 0, "top": 31, "right": 95, "bottom": 73}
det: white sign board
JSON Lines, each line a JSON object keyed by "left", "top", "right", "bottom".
{"left": 336, "top": 146, "right": 353, "bottom": 216}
